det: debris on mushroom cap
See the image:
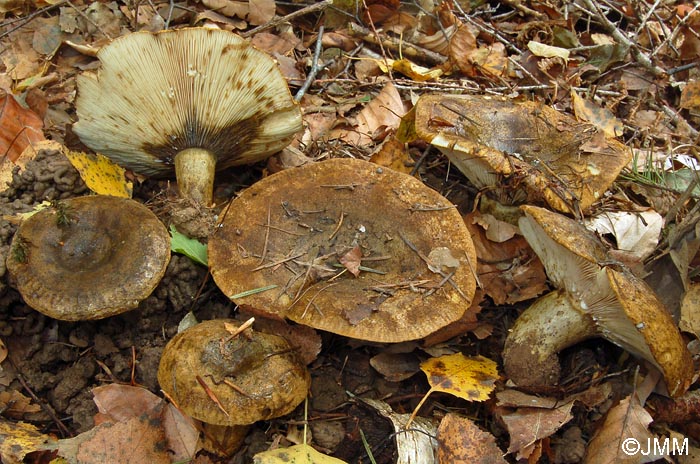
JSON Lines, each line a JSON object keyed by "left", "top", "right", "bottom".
{"left": 506, "top": 204, "right": 693, "bottom": 396}
{"left": 413, "top": 94, "right": 632, "bottom": 214}
{"left": 73, "top": 27, "right": 302, "bottom": 205}
{"left": 157, "top": 319, "right": 310, "bottom": 426}
{"left": 6, "top": 196, "right": 170, "bottom": 321}
{"left": 208, "top": 158, "right": 478, "bottom": 343}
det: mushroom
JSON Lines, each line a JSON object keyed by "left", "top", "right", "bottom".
{"left": 413, "top": 95, "right": 631, "bottom": 214}
{"left": 6, "top": 195, "right": 170, "bottom": 320}
{"left": 157, "top": 319, "right": 310, "bottom": 427}
{"left": 208, "top": 158, "right": 478, "bottom": 343}
{"left": 503, "top": 205, "right": 693, "bottom": 397}
{"left": 73, "top": 27, "right": 303, "bottom": 206}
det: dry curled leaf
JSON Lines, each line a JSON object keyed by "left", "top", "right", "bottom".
{"left": 0, "top": 92, "right": 45, "bottom": 163}
{"left": 437, "top": 413, "right": 507, "bottom": 463}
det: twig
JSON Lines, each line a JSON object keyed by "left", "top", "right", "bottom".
{"left": 295, "top": 25, "right": 326, "bottom": 101}
{"left": 579, "top": 0, "right": 665, "bottom": 77}
{"left": 346, "top": 23, "right": 447, "bottom": 65}
{"left": 0, "top": 1, "right": 67, "bottom": 39}
{"left": 66, "top": 0, "right": 113, "bottom": 40}
{"left": 241, "top": 0, "right": 332, "bottom": 38}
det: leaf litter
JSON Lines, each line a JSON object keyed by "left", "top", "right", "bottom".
{"left": 0, "top": 0, "right": 699, "bottom": 462}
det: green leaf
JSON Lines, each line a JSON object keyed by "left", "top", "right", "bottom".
{"left": 169, "top": 225, "right": 207, "bottom": 266}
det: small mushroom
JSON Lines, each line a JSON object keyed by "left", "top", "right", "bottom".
{"left": 73, "top": 27, "right": 302, "bottom": 206}
{"left": 157, "top": 319, "right": 310, "bottom": 426}
{"left": 6, "top": 196, "right": 170, "bottom": 320}
{"left": 208, "top": 158, "right": 478, "bottom": 343}
{"left": 503, "top": 205, "right": 693, "bottom": 397}
{"left": 413, "top": 95, "right": 631, "bottom": 214}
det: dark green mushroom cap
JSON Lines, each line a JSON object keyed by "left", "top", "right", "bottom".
{"left": 157, "top": 319, "right": 310, "bottom": 426}
{"left": 6, "top": 196, "right": 170, "bottom": 321}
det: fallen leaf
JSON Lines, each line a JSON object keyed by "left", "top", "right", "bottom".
{"left": 420, "top": 353, "right": 498, "bottom": 402}
{"left": 427, "top": 247, "right": 460, "bottom": 274}
{"left": 585, "top": 210, "right": 663, "bottom": 264}
{"left": 254, "top": 443, "right": 349, "bottom": 463}
{"left": 585, "top": 395, "right": 660, "bottom": 463}
{"left": 370, "top": 351, "right": 421, "bottom": 382}
{"left": 571, "top": 90, "right": 623, "bottom": 138}
{"left": 0, "top": 390, "right": 41, "bottom": 419}
{"left": 680, "top": 80, "right": 700, "bottom": 110}
{"left": 0, "top": 418, "right": 55, "bottom": 464}
{"left": 334, "top": 82, "right": 405, "bottom": 146}
{"left": 527, "top": 41, "right": 570, "bottom": 60}
{"left": 369, "top": 136, "right": 412, "bottom": 174}
{"left": 437, "top": 413, "right": 507, "bottom": 463}
{"left": 464, "top": 211, "right": 547, "bottom": 305}
{"left": 680, "top": 282, "right": 700, "bottom": 343}
{"left": 498, "top": 400, "right": 574, "bottom": 459}
{"left": 339, "top": 245, "right": 362, "bottom": 277}
{"left": 358, "top": 396, "right": 438, "bottom": 464}
{"left": 248, "top": 0, "right": 276, "bottom": 26}
{"left": 54, "top": 406, "right": 171, "bottom": 464}
{"left": 390, "top": 58, "right": 443, "bottom": 81}
{"left": 0, "top": 92, "right": 45, "bottom": 163}
{"left": 63, "top": 150, "right": 133, "bottom": 198}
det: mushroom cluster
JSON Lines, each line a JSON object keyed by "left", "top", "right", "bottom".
{"left": 6, "top": 195, "right": 170, "bottom": 320}
{"left": 503, "top": 205, "right": 693, "bottom": 397}
{"left": 74, "top": 27, "right": 302, "bottom": 206}
{"left": 208, "top": 158, "right": 478, "bottom": 343}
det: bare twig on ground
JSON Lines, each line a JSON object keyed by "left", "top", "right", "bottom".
{"left": 241, "top": 0, "right": 332, "bottom": 38}
{"left": 295, "top": 25, "right": 326, "bottom": 101}
{"left": 346, "top": 23, "right": 447, "bottom": 65}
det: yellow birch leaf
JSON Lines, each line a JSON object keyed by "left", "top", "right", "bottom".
{"left": 420, "top": 353, "right": 498, "bottom": 401}
{"left": 64, "top": 150, "right": 133, "bottom": 198}
{"left": 391, "top": 58, "right": 443, "bottom": 81}
{"left": 0, "top": 418, "right": 55, "bottom": 464}
{"left": 253, "top": 443, "right": 348, "bottom": 463}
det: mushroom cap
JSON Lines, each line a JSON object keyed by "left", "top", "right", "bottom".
{"left": 606, "top": 267, "right": 693, "bottom": 396}
{"left": 73, "top": 27, "right": 302, "bottom": 177}
{"left": 208, "top": 158, "right": 478, "bottom": 343}
{"left": 414, "top": 95, "right": 631, "bottom": 214}
{"left": 157, "top": 319, "right": 310, "bottom": 426}
{"left": 6, "top": 196, "right": 170, "bottom": 320}
{"left": 517, "top": 204, "right": 693, "bottom": 396}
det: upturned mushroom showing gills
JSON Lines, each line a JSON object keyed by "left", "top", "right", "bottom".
{"left": 73, "top": 28, "right": 303, "bottom": 206}
{"left": 6, "top": 196, "right": 170, "bottom": 321}
{"left": 157, "top": 319, "right": 310, "bottom": 426}
{"left": 413, "top": 95, "right": 631, "bottom": 215}
{"left": 503, "top": 205, "right": 693, "bottom": 397}
{"left": 208, "top": 158, "right": 478, "bottom": 343}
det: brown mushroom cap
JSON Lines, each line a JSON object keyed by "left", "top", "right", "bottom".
{"left": 504, "top": 205, "right": 693, "bottom": 396}
{"left": 157, "top": 319, "right": 310, "bottom": 426}
{"left": 73, "top": 27, "right": 302, "bottom": 204}
{"left": 414, "top": 95, "right": 631, "bottom": 214}
{"left": 208, "top": 158, "right": 478, "bottom": 343}
{"left": 6, "top": 196, "right": 170, "bottom": 321}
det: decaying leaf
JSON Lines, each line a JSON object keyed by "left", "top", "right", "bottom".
{"left": 64, "top": 150, "right": 133, "bottom": 198}
{"left": 680, "top": 282, "right": 700, "bottom": 339}
{"left": 339, "top": 245, "right": 362, "bottom": 277}
{"left": 437, "top": 413, "right": 507, "bottom": 463}
{"left": 369, "top": 136, "right": 412, "bottom": 174}
{"left": 0, "top": 92, "right": 45, "bottom": 163}
{"left": 420, "top": 353, "right": 498, "bottom": 402}
{"left": 0, "top": 418, "right": 54, "bottom": 464}
{"left": 254, "top": 443, "right": 349, "bottom": 463}
{"left": 585, "top": 210, "right": 663, "bottom": 264}
{"left": 359, "top": 396, "right": 438, "bottom": 464}
{"left": 0, "top": 390, "right": 41, "bottom": 419}
{"left": 464, "top": 211, "right": 547, "bottom": 305}
{"left": 333, "top": 82, "right": 406, "bottom": 145}
{"left": 585, "top": 395, "right": 660, "bottom": 463}
{"left": 571, "top": 90, "right": 624, "bottom": 138}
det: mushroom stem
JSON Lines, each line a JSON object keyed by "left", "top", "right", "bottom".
{"left": 175, "top": 148, "right": 217, "bottom": 206}
{"left": 503, "top": 289, "right": 597, "bottom": 387}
